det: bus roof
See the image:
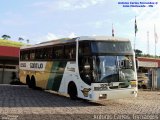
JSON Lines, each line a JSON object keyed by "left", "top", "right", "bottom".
{"left": 79, "top": 36, "right": 129, "bottom": 41}
{"left": 20, "top": 36, "right": 130, "bottom": 50}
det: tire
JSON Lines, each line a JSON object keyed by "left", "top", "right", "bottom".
{"left": 30, "top": 76, "right": 36, "bottom": 89}
{"left": 142, "top": 85, "right": 147, "bottom": 89}
{"left": 26, "top": 75, "right": 32, "bottom": 88}
{"left": 68, "top": 82, "right": 77, "bottom": 100}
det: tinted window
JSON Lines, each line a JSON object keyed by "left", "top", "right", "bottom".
{"left": 43, "top": 48, "right": 52, "bottom": 59}
{"left": 79, "top": 41, "right": 91, "bottom": 56}
{"left": 53, "top": 46, "right": 64, "bottom": 59}
{"left": 30, "top": 50, "right": 35, "bottom": 60}
{"left": 65, "top": 44, "right": 76, "bottom": 60}
{"left": 91, "top": 41, "right": 132, "bottom": 54}
{"left": 35, "top": 49, "right": 43, "bottom": 59}
{"left": 20, "top": 51, "right": 30, "bottom": 60}
{"left": 21, "top": 43, "right": 76, "bottom": 61}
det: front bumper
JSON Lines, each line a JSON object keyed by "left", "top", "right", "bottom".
{"left": 89, "top": 88, "right": 138, "bottom": 101}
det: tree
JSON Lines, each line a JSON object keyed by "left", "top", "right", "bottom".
{"left": 26, "top": 39, "right": 29, "bottom": 44}
{"left": 18, "top": 37, "right": 24, "bottom": 42}
{"left": 134, "top": 49, "right": 142, "bottom": 57}
{"left": 2, "top": 35, "right": 11, "bottom": 40}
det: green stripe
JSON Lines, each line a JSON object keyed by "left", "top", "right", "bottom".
{"left": 47, "top": 61, "right": 67, "bottom": 91}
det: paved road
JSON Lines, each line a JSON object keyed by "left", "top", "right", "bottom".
{"left": 0, "top": 85, "right": 160, "bottom": 120}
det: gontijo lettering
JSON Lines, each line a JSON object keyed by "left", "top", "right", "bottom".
{"left": 20, "top": 63, "right": 26, "bottom": 67}
{"left": 30, "top": 63, "right": 43, "bottom": 69}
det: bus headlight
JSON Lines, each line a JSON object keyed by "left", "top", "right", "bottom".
{"left": 99, "top": 94, "right": 107, "bottom": 99}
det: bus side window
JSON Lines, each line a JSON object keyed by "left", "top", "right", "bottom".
{"left": 35, "top": 51, "right": 39, "bottom": 59}
{"left": 30, "top": 50, "right": 35, "bottom": 60}
{"left": 79, "top": 42, "right": 91, "bottom": 56}
{"left": 35, "top": 49, "right": 40, "bottom": 60}
{"left": 43, "top": 48, "right": 53, "bottom": 60}
{"left": 53, "top": 46, "right": 64, "bottom": 59}
{"left": 42, "top": 48, "right": 46, "bottom": 59}
{"left": 35, "top": 49, "right": 43, "bottom": 60}
{"left": 83, "top": 44, "right": 90, "bottom": 55}
{"left": 65, "top": 44, "right": 76, "bottom": 60}
{"left": 20, "top": 51, "right": 25, "bottom": 60}
{"left": 24, "top": 51, "right": 30, "bottom": 60}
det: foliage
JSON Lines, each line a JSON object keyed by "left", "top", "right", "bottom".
{"left": 0, "top": 39, "right": 25, "bottom": 47}
{"left": 135, "top": 49, "right": 160, "bottom": 58}
{"left": 134, "top": 49, "right": 142, "bottom": 56}
{"left": 26, "top": 39, "right": 29, "bottom": 44}
{"left": 1, "top": 34, "right": 11, "bottom": 40}
{"left": 18, "top": 37, "right": 24, "bottom": 42}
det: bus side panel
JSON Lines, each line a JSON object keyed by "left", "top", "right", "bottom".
{"left": 46, "top": 61, "right": 67, "bottom": 91}
{"left": 34, "top": 62, "right": 53, "bottom": 89}
{"left": 19, "top": 69, "right": 27, "bottom": 84}
{"left": 58, "top": 62, "right": 77, "bottom": 94}
{"left": 19, "top": 61, "right": 53, "bottom": 89}
{"left": 58, "top": 62, "right": 91, "bottom": 99}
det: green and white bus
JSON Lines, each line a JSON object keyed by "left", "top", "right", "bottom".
{"left": 19, "top": 36, "right": 138, "bottom": 101}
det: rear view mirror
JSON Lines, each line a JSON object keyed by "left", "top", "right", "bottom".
{"left": 120, "top": 60, "right": 132, "bottom": 69}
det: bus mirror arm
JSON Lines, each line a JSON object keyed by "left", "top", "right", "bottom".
{"left": 136, "top": 59, "right": 139, "bottom": 69}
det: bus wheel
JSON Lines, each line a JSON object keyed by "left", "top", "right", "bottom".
{"left": 142, "top": 85, "right": 147, "bottom": 89}
{"left": 68, "top": 82, "right": 77, "bottom": 100}
{"left": 30, "top": 76, "right": 36, "bottom": 89}
{"left": 26, "top": 75, "right": 31, "bottom": 88}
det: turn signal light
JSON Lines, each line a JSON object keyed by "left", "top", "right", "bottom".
{"left": 130, "top": 80, "right": 137, "bottom": 87}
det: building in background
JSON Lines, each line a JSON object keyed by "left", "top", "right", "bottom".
{"left": 137, "top": 57, "right": 160, "bottom": 90}
{"left": 0, "top": 46, "right": 19, "bottom": 84}
{"left": 0, "top": 39, "right": 24, "bottom": 84}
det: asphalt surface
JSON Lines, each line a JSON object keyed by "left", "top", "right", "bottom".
{"left": 0, "top": 85, "right": 160, "bottom": 120}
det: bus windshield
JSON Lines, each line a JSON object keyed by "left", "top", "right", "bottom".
{"left": 93, "top": 55, "right": 136, "bottom": 83}
{"left": 78, "top": 41, "right": 136, "bottom": 84}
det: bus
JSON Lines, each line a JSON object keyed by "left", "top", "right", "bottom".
{"left": 19, "top": 36, "right": 138, "bottom": 101}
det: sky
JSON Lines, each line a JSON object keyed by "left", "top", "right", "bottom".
{"left": 0, "top": 0, "right": 160, "bottom": 55}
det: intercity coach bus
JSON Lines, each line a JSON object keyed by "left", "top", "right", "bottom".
{"left": 19, "top": 36, "right": 138, "bottom": 101}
